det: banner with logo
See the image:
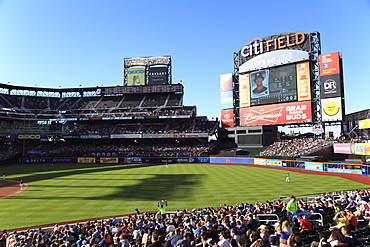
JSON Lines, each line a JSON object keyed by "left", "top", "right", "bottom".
{"left": 221, "top": 109, "right": 234, "bottom": 127}
{"left": 254, "top": 158, "right": 266, "bottom": 166}
{"left": 296, "top": 61, "right": 311, "bottom": 101}
{"left": 319, "top": 52, "right": 341, "bottom": 76}
{"left": 305, "top": 162, "right": 323, "bottom": 172}
{"left": 240, "top": 101, "right": 312, "bottom": 126}
{"left": 127, "top": 68, "right": 145, "bottom": 86}
{"left": 321, "top": 97, "right": 343, "bottom": 122}
{"left": 221, "top": 90, "right": 233, "bottom": 110}
{"left": 78, "top": 157, "right": 96, "bottom": 163}
{"left": 333, "top": 143, "right": 351, "bottom": 154}
{"left": 239, "top": 73, "right": 250, "bottom": 107}
{"left": 220, "top": 73, "right": 233, "bottom": 92}
{"left": 359, "top": 119, "right": 370, "bottom": 129}
{"left": 148, "top": 67, "right": 168, "bottom": 85}
{"left": 100, "top": 158, "right": 118, "bottom": 164}
{"left": 320, "top": 74, "right": 342, "bottom": 99}
{"left": 350, "top": 143, "right": 370, "bottom": 155}
{"left": 266, "top": 159, "right": 282, "bottom": 167}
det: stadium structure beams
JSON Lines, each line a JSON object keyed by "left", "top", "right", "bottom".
{"left": 309, "top": 31, "right": 321, "bottom": 124}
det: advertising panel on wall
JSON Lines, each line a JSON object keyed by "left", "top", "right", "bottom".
{"left": 240, "top": 101, "right": 312, "bottom": 126}
{"left": 78, "top": 157, "right": 96, "bottom": 163}
{"left": 239, "top": 73, "right": 250, "bottom": 107}
{"left": 350, "top": 143, "right": 370, "bottom": 155}
{"left": 296, "top": 61, "right": 311, "bottom": 101}
{"left": 254, "top": 158, "right": 266, "bottom": 166}
{"left": 333, "top": 143, "right": 352, "bottom": 154}
{"left": 127, "top": 68, "right": 145, "bottom": 86}
{"left": 221, "top": 109, "right": 234, "bottom": 127}
{"left": 148, "top": 67, "right": 168, "bottom": 85}
{"left": 221, "top": 90, "right": 233, "bottom": 110}
{"left": 320, "top": 74, "right": 343, "bottom": 99}
{"left": 220, "top": 73, "right": 233, "bottom": 92}
{"left": 305, "top": 162, "right": 323, "bottom": 172}
{"left": 319, "top": 52, "right": 341, "bottom": 76}
{"left": 327, "top": 168, "right": 362, "bottom": 175}
{"left": 321, "top": 97, "right": 343, "bottom": 122}
{"left": 266, "top": 159, "right": 282, "bottom": 167}
{"left": 239, "top": 49, "right": 309, "bottom": 73}
{"left": 100, "top": 158, "right": 119, "bottom": 164}
{"left": 359, "top": 119, "right": 370, "bottom": 129}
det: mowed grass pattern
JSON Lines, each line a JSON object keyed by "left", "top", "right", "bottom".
{"left": 0, "top": 163, "right": 367, "bottom": 230}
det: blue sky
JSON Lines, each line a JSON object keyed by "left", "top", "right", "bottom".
{"left": 0, "top": 0, "right": 369, "bottom": 127}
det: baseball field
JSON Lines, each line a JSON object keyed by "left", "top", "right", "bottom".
{"left": 0, "top": 162, "right": 368, "bottom": 230}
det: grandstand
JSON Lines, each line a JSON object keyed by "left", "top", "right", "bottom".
{"left": 0, "top": 82, "right": 218, "bottom": 162}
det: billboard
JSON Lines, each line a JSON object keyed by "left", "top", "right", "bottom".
{"left": 319, "top": 52, "right": 341, "bottom": 76}
{"left": 240, "top": 101, "right": 312, "bottom": 126}
{"left": 239, "top": 73, "right": 250, "bottom": 107}
{"left": 220, "top": 73, "right": 233, "bottom": 110}
{"left": 359, "top": 119, "right": 370, "bottom": 129}
{"left": 333, "top": 143, "right": 351, "bottom": 154}
{"left": 127, "top": 68, "right": 145, "bottom": 86}
{"left": 320, "top": 74, "right": 343, "bottom": 99}
{"left": 321, "top": 97, "right": 343, "bottom": 122}
{"left": 221, "top": 109, "right": 234, "bottom": 127}
{"left": 148, "top": 67, "right": 168, "bottom": 85}
{"left": 220, "top": 73, "right": 233, "bottom": 92}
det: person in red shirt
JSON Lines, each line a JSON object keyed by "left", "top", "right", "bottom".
{"left": 297, "top": 215, "right": 311, "bottom": 233}
{"left": 345, "top": 208, "right": 358, "bottom": 230}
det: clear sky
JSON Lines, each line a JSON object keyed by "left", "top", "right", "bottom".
{"left": 0, "top": 0, "right": 369, "bottom": 128}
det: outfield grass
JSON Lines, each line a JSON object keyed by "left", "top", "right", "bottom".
{"left": 0, "top": 162, "right": 367, "bottom": 230}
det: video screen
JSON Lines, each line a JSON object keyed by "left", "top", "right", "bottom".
{"left": 249, "top": 63, "right": 298, "bottom": 106}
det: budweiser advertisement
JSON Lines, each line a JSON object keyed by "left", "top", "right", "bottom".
{"left": 240, "top": 101, "right": 312, "bottom": 126}
{"left": 221, "top": 109, "right": 234, "bottom": 127}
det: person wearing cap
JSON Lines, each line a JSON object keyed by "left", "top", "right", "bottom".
{"left": 252, "top": 72, "right": 268, "bottom": 94}
{"left": 286, "top": 196, "right": 298, "bottom": 223}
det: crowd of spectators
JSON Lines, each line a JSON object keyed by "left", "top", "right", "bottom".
{"left": 47, "top": 143, "right": 213, "bottom": 157}
{"left": 67, "top": 119, "right": 215, "bottom": 136}
{"left": 3, "top": 188, "right": 370, "bottom": 247}
{"left": 259, "top": 138, "right": 332, "bottom": 157}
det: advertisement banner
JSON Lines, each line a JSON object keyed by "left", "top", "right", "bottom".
{"left": 174, "top": 133, "right": 208, "bottom": 138}
{"left": 327, "top": 168, "right": 362, "bottom": 175}
{"left": 254, "top": 158, "right": 266, "bottom": 166}
{"left": 320, "top": 74, "right": 343, "bottom": 99}
{"left": 175, "top": 158, "right": 197, "bottom": 163}
{"left": 221, "top": 91, "right": 233, "bottom": 110}
{"left": 110, "top": 134, "right": 142, "bottom": 139}
{"left": 239, "top": 49, "right": 309, "bottom": 73}
{"left": 266, "top": 159, "right": 282, "bottom": 167}
{"left": 80, "top": 135, "right": 102, "bottom": 139}
{"left": 220, "top": 73, "right": 233, "bottom": 92}
{"left": 321, "top": 97, "right": 343, "bottom": 122}
{"left": 359, "top": 119, "right": 370, "bottom": 129}
{"left": 148, "top": 67, "right": 168, "bottom": 85}
{"left": 305, "top": 162, "right": 323, "bottom": 172}
{"left": 127, "top": 68, "right": 145, "bottom": 86}
{"left": 78, "top": 157, "right": 96, "bottom": 163}
{"left": 239, "top": 73, "right": 250, "bottom": 107}
{"left": 350, "top": 143, "right": 370, "bottom": 155}
{"left": 240, "top": 101, "right": 312, "bottom": 126}
{"left": 143, "top": 134, "right": 174, "bottom": 138}
{"left": 296, "top": 61, "right": 311, "bottom": 101}
{"left": 333, "top": 143, "right": 352, "bottom": 154}
{"left": 197, "top": 157, "right": 210, "bottom": 163}
{"left": 221, "top": 109, "right": 234, "bottom": 127}
{"left": 319, "top": 52, "right": 341, "bottom": 76}
{"left": 100, "top": 157, "right": 118, "bottom": 164}
{"left": 123, "top": 158, "right": 142, "bottom": 163}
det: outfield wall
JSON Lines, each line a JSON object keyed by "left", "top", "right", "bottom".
{"left": 21, "top": 156, "right": 369, "bottom": 176}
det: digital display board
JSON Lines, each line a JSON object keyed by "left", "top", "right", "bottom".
{"left": 148, "top": 67, "right": 168, "bottom": 85}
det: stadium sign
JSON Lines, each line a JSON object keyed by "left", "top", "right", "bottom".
{"left": 124, "top": 56, "right": 171, "bottom": 68}
{"left": 239, "top": 32, "right": 309, "bottom": 63}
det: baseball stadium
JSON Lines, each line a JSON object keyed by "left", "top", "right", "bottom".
{"left": 1, "top": 31, "right": 370, "bottom": 247}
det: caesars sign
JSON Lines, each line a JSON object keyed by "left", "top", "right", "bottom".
{"left": 238, "top": 32, "right": 310, "bottom": 64}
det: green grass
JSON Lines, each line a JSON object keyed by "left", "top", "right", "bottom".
{"left": 0, "top": 163, "right": 367, "bottom": 230}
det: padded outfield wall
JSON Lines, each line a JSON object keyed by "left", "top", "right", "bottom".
{"left": 21, "top": 156, "right": 369, "bottom": 176}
